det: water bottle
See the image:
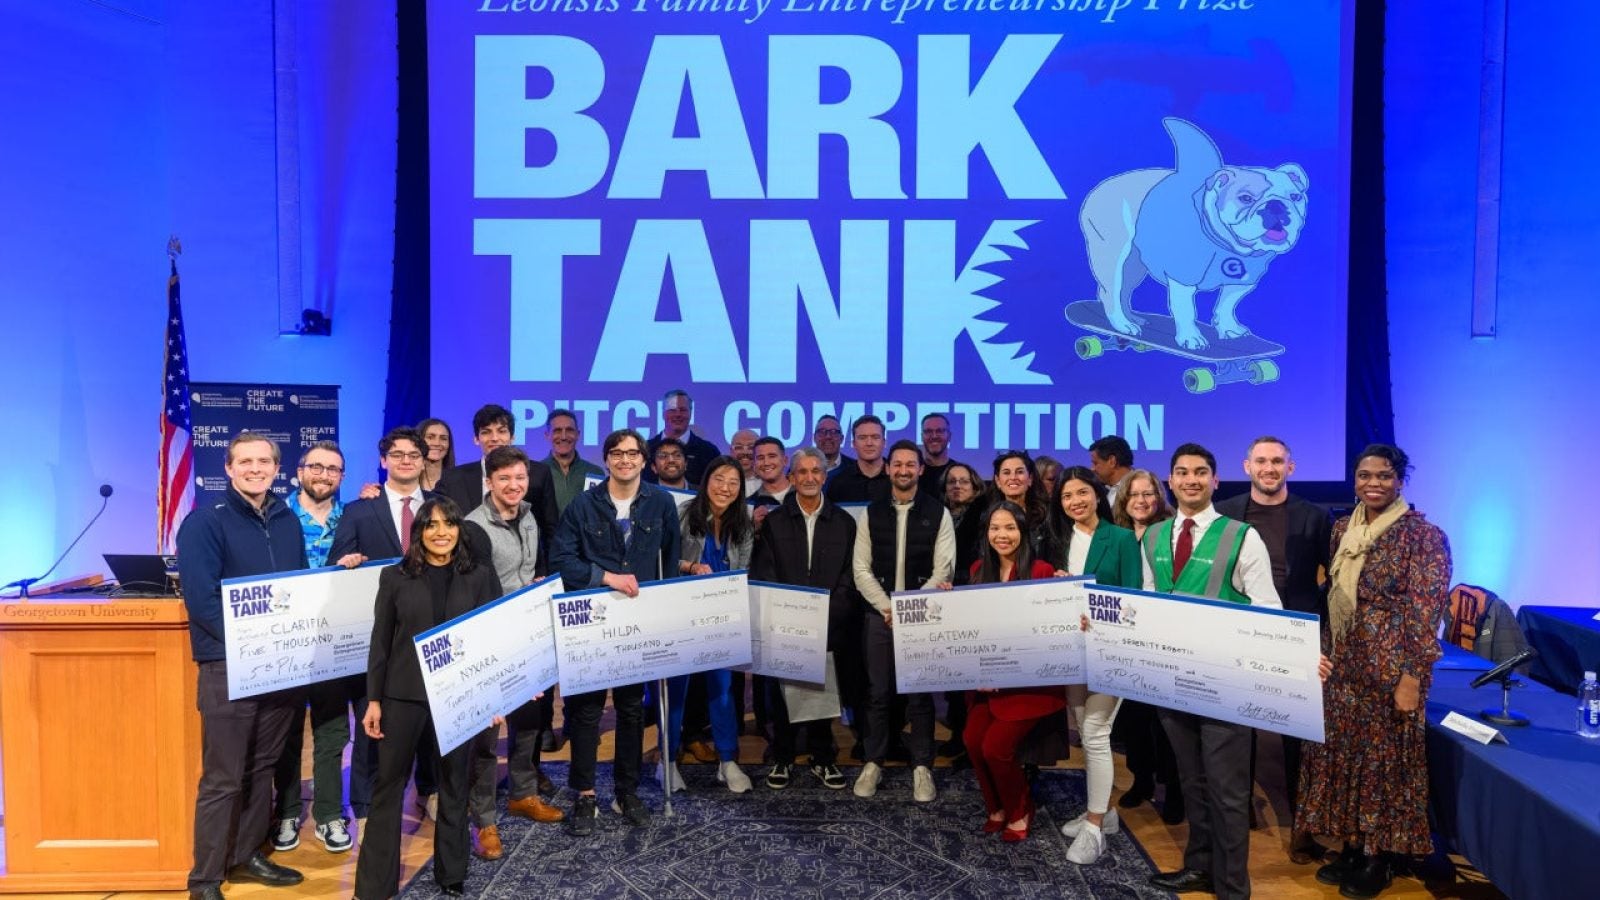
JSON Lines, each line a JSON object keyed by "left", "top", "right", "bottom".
{"left": 1580, "top": 671, "right": 1600, "bottom": 739}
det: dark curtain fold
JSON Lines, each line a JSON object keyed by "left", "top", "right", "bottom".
{"left": 385, "top": 0, "right": 430, "bottom": 433}
{"left": 1346, "top": 0, "right": 1395, "bottom": 460}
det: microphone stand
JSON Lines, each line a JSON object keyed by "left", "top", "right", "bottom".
{"left": 5, "top": 488, "right": 112, "bottom": 599}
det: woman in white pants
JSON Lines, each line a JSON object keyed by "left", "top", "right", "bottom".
{"left": 1049, "top": 467, "right": 1143, "bottom": 864}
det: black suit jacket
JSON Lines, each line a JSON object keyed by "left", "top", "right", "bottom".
{"left": 1215, "top": 492, "right": 1332, "bottom": 617}
{"left": 437, "top": 457, "right": 559, "bottom": 560}
{"left": 331, "top": 489, "right": 435, "bottom": 562}
{"left": 749, "top": 493, "right": 861, "bottom": 649}
{"left": 366, "top": 563, "right": 503, "bottom": 703}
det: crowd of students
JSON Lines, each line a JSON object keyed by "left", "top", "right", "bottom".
{"left": 176, "top": 390, "right": 1450, "bottom": 900}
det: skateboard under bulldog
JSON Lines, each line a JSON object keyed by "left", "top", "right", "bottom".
{"left": 1063, "top": 300, "right": 1285, "bottom": 394}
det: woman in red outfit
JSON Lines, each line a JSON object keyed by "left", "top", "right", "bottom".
{"left": 961, "top": 500, "right": 1063, "bottom": 842}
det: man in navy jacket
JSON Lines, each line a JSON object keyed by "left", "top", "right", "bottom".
{"left": 177, "top": 433, "right": 308, "bottom": 900}
{"left": 551, "top": 428, "right": 681, "bottom": 834}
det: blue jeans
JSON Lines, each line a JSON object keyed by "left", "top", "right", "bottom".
{"left": 659, "top": 670, "right": 739, "bottom": 761}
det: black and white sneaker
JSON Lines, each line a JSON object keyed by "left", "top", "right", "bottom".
{"left": 765, "top": 764, "right": 792, "bottom": 789}
{"left": 611, "top": 793, "right": 650, "bottom": 827}
{"left": 570, "top": 795, "right": 598, "bottom": 836}
{"left": 811, "top": 764, "right": 848, "bottom": 790}
{"left": 314, "top": 818, "right": 353, "bottom": 853}
{"left": 271, "top": 817, "right": 299, "bottom": 852}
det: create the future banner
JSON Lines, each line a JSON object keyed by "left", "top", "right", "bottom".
{"left": 427, "top": 1, "right": 1353, "bottom": 479}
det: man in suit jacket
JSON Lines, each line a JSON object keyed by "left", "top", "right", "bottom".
{"left": 1215, "top": 436, "right": 1332, "bottom": 864}
{"left": 436, "top": 404, "right": 559, "bottom": 551}
{"left": 328, "top": 426, "right": 431, "bottom": 836}
{"left": 749, "top": 447, "right": 861, "bottom": 791}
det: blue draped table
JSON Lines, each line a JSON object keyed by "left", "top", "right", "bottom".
{"left": 1515, "top": 604, "right": 1600, "bottom": 693}
{"left": 1426, "top": 664, "right": 1600, "bottom": 899}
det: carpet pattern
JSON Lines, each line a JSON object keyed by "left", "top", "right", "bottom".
{"left": 399, "top": 763, "right": 1173, "bottom": 899}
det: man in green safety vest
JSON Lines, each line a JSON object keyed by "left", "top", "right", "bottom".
{"left": 1142, "top": 443, "right": 1282, "bottom": 900}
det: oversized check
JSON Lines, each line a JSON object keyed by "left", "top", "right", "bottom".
{"left": 1083, "top": 585, "right": 1325, "bottom": 742}
{"left": 414, "top": 574, "right": 563, "bottom": 753}
{"left": 891, "top": 577, "right": 1093, "bottom": 693}
{"left": 739, "top": 581, "right": 830, "bottom": 684}
{"left": 553, "top": 571, "right": 753, "bottom": 695}
{"left": 221, "top": 559, "right": 395, "bottom": 699}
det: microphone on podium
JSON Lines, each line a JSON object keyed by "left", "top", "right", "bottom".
{"left": 4, "top": 484, "right": 114, "bottom": 599}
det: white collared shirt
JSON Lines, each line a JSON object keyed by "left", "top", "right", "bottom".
{"left": 385, "top": 484, "right": 425, "bottom": 549}
{"left": 1140, "top": 504, "right": 1281, "bottom": 608}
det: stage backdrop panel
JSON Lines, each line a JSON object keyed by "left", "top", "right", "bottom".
{"left": 189, "top": 382, "right": 340, "bottom": 505}
{"left": 427, "top": 3, "right": 1353, "bottom": 478}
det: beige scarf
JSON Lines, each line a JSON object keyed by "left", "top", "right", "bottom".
{"left": 1328, "top": 497, "right": 1410, "bottom": 648}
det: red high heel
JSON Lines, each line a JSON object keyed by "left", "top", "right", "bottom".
{"left": 1002, "top": 801, "right": 1034, "bottom": 843}
{"left": 983, "top": 812, "right": 1006, "bottom": 834}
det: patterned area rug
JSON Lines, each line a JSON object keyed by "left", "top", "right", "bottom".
{"left": 399, "top": 763, "right": 1172, "bottom": 899}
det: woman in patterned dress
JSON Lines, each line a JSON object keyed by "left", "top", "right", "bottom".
{"left": 1296, "top": 444, "right": 1452, "bottom": 899}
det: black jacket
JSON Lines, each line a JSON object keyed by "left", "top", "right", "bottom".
{"left": 824, "top": 459, "right": 891, "bottom": 504}
{"left": 330, "top": 488, "right": 434, "bottom": 563}
{"left": 1215, "top": 492, "right": 1332, "bottom": 617}
{"left": 643, "top": 431, "right": 722, "bottom": 488}
{"left": 750, "top": 493, "right": 862, "bottom": 647}
{"left": 177, "top": 486, "right": 309, "bottom": 662}
{"left": 366, "top": 562, "right": 503, "bottom": 703}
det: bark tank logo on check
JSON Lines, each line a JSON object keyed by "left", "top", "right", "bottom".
{"left": 1088, "top": 591, "right": 1137, "bottom": 627}
{"left": 894, "top": 596, "right": 943, "bottom": 625}
{"left": 228, "top": 584, "right": 290, "bottom": 618}
{"left": 421, "top": 632, "right": 466, "bottom": 673}
{"left": 558, "top": 597, "right": 606, "bottom": 627}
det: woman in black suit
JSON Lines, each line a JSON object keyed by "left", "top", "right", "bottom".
{"left": 353, "top": 497, "right": 503, "bottom": 900}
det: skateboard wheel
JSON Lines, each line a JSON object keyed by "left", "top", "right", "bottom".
{"left": 1075, "top": 336, "right": 1104, "bottom": 360}
{"left": 1132, "top": 343, "right": 1153, "bottom": 352}
{"left": 1184, "top": 367, "right": 1217, "bottom": 394}
{"left": 1248, "top": 359, "right": 1280, "bottom": 384}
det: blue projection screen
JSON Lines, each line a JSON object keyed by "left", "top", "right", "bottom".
{"left": 427, "top": 2, "right": 1353, "bottom": 478}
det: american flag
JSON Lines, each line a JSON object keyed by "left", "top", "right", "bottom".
{"left": 158, "top": 256, "right": 194, "bottom": 552}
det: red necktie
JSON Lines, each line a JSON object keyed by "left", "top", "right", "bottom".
{"left": 1173, "top": 518, "right": 1195, "bottom": 580}
{"left": 400, "top": 496, "right": 414, "bottom": 546}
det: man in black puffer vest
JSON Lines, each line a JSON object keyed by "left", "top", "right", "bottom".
{"left": 850, "top": 440, "right": 955, "bottom": 803}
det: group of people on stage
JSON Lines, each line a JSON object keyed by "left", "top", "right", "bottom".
{"left": 176, "top": 388, "right": 1452, "bottom": 900}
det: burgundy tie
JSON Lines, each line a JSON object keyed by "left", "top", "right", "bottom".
{"left": 400, "top": 496, "right": 414, "bottom": 546}
{"left": 1173, "top": 518, "right": 1195, "bottom": 580}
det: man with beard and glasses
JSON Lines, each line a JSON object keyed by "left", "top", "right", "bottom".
{"left": 270, "top": 442, "right": 358, "bottom": 855}
{"left": 651, "top": 437, "right": 691, "bottom": 490}
{"left": 917, "top": 413, "right": 961, "bottom": 498}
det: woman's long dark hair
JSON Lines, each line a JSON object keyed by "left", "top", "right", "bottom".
{"left": 973, "top": 501, "right": 1040, "bottom": 585}
{"left": 1048, "top": 465, "right": 1115, "bottom": 564}
{"left": 416, "top": 417, "right": 457, "bottom": 470}
{"left": 400, "top": 496, "right": 476, "bottom": 576}
{"left": 683, "top": 455, "right": 753, "bottom": 546}
{"left": 990, "top": 450, "right": 1053, "bottom": 557}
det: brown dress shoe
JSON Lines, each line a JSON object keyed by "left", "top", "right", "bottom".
{"left": 473, "top": 824, "right": 503, "bottom": 860}
{"left": 684, "top": 739, "right": 718, "bottom": 763}
{"left": 507, "top": 794, "right": 566, "bottom": 823}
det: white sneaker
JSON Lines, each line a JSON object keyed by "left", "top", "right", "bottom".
{"left": 315, "top": 818, "right": 353, "bottom": 853}
{"left": 1061, "top": 807, "right": 1121, "bottom": 838}
{"left": 1065, "top": 822, "right": 1106, "bottom": 864}
{"left": 658, "top": 761, "right": 686, "bottom": 794}
{"left": 853, "top": 762, "right": 882, "bottom": 798}
{"left": 717, "top": 761, "right": 753, "bottom": 794}
{"left": 271, "top": 817, "right": 299, "bottom": 852}
{"left": 912, "top": 765, "right": 936, "bottom": 803}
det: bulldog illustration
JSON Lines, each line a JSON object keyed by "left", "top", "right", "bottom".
{"left": 1078, "top": 118, "right": 1308, "bottom": 349}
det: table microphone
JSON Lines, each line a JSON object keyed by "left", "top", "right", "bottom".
{"left": 4, "top": 484, "right": 114, "bottom": 599}
{"left": 1470, "top": 646, "right": 1538, "bottom": 726}
{"left": 1469, "top": 647, "right": 1538, "bottom": 689}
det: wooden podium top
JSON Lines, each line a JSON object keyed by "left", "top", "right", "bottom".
{"left": 0, "top": 598, "right": 189, "bottom": 630}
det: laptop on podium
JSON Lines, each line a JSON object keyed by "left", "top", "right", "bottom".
{"left": 103, "top": 554, "right": 179, "bottom": 597}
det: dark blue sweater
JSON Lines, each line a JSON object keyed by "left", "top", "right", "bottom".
{"left": 178, "top": 486, "right": 309, "bottom": 662}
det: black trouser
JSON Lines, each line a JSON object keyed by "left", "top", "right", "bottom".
{"left": 863, "top": 612, "right": 934, "bottom": 766}
{"left": 565, "top": 683, "right": 644, "bottom": 796}
{"left": 1116, "top": 698, "right": 1181, "bottom": 790}
{"left": 766, "top": 677, "right": 837, "bottom": 766}
{"left": 944, "top": 690, "right": 969, "bottom": 745}
{"left": 832, "top": 606, "right": 869, "bottom": 740}
{"left": 190, "top": 661, "right": 299, "bottom": 890}
{"left": 1160, "top": 710, "right": 1254, "bottom": 900}
{"left": 353, "top": 698, "right": 471, "bottom": 900}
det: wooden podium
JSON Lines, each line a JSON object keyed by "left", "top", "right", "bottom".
{"left": 0, "top": 599, "right": 200, "bottom": 891}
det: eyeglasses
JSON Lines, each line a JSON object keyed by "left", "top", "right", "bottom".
{"left": 814, "top": 428, "right": 842, "bottom": 437}
{"left": 607, "top": 449, "right": 644, "bottom": 460}
{"left": 385, "top": 451, "right": 423, "bottom": 462}
{"left": 300, "top": 463, "right": 344, "bottom": 476}
{"left": 1125, "top": 491, "right": 1159, "bottom": 500}
{"left": 946, "top": 478, "right": 974, "bottom": 487}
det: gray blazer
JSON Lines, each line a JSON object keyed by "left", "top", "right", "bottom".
{"left": 678, "top": 506, "right": 753, "bottom": 573}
